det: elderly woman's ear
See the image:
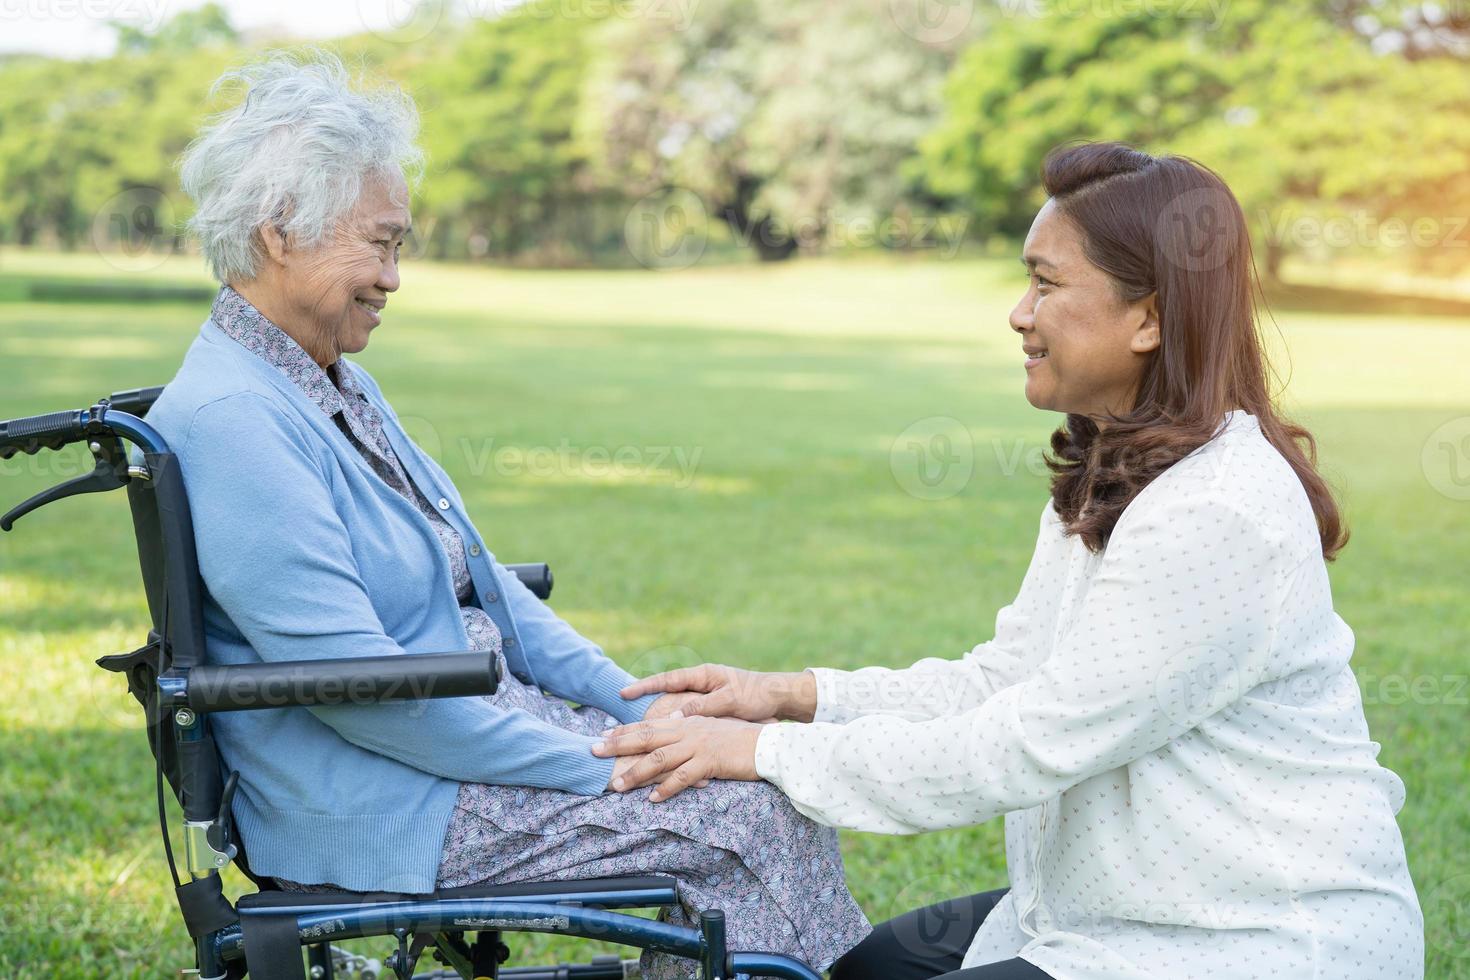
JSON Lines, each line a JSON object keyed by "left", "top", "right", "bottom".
{"left": 256, "top": 222, "right": 288, "bottom": 265}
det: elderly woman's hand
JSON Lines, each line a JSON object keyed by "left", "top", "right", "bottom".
{"left": 621, "top": 663, "right": 815, "bottom": 724}
{"left": 593, "top": 717, "right": 763, "bottom": 802}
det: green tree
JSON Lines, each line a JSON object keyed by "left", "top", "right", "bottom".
{"left": 411, "top": 2, "right": 613, "bottom": 263}
{"left": 582, "top": 0, "right": 969, "bottom": 260}
{"left": 921, "top": 0, "right": 1470, "bottom": 278}
{"left": 0, "top": 4, "right": 248, "bottom": 251}
{"left": 112, "top": 3, "right": 239, "bottom": 54}
{"left": 1325, "top": 0, "right": 1470, "bottom": 60}
{"left": 920, "top": 2, "right": 1238, "bottom": 239}
{"left": 0, "top": 47, "right": 230, "bottom": 251}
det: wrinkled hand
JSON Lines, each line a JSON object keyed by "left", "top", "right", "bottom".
{"left": 594, "top": 716, "right": 762, "bottom": 802}
{"left": 620, "top": 663, "right": 813, "bottom": 724}
{"left": 606, "top": 754, "right": 644, "bottom": 793}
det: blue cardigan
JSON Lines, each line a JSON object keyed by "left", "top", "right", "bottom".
{"left": 145, "top": 320, "right": 659, "bottom": 892}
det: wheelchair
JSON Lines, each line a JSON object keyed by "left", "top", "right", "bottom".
{"left": 0, "top": 388, "right": 822, "bottom": 980}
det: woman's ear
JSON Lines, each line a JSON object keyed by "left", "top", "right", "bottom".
{"left": 1130, "top": 292, "right": 1161, "bottom": 354}
{"left": 256, "top": 222, "right": 290, "bottom": 267}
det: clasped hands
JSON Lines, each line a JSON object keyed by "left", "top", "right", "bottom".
{"left": 593, "top": 664, "right": 816, "bottom": 803}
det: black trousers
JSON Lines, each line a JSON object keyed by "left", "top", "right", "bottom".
{"left": 830, "top": 887, "right": 1053, "bottom": 980}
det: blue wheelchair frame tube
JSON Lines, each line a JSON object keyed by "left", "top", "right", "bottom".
{"left": 216, "top": 898, "right": 822, "bottom": 979}
{"left": 103, "top": 409, "right": 168, "bottom": 455}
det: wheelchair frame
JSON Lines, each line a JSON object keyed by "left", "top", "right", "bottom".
{"left": 0, "top": 389, "right": 822, "bottom": 980}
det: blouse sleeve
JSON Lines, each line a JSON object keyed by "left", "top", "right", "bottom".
{"left": 755, "top": 491, "right": 1298, "bottom": 834}
{"left": 807, "top": 500, "right": 1063, "bottom": 725}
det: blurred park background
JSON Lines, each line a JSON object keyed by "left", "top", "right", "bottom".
{"left": 1, "top": 0, "right": 1469, "bottom": 977}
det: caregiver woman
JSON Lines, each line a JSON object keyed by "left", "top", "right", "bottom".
{"left": 597, "top": 143, "right": 1424, "bottom": 980}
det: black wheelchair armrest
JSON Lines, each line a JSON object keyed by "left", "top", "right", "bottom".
{"left": 505, "top": 561, "right": 553, "bottom": 599}
{"left": 182, "top": 651, "right": 499, "bottom": 713}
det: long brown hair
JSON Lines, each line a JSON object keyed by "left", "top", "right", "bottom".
{"left": 1039, "top": 141, "right": 1348, "bottom": 560}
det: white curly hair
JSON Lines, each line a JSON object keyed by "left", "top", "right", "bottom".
{"left": 179, "top": 50, "right": 423, "bottom": 284}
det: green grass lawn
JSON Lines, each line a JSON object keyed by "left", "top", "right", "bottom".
{"left": 1, "top": 250, "right": 1466, "bottom": 977}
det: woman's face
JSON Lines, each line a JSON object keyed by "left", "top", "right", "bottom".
{"left": 266, "top": 170, "right": 411, "bottom": 365}
{"left": 1009, "top": 199, "right": 1159, "bottom": 423}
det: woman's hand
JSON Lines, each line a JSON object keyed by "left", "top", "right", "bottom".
{"left": 604, "top": 721, "right": 713, "bottom": 790}
{"left": 606, "top": 754, "right": 646, "bottom": 793}
{"left": 594, "top": 717, "right": 763, "bottom": 802}
{"left": 620, "top": 664, "right": 816, "bottom": 724}
{"left": 644, "top": 691, "right": 704, "bottom": 721}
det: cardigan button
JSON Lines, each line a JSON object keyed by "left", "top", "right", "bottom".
{"left": 469, "top": 543, "right": 481, "bottom": 557}
{"left": 437, "top": 497, "right": 450, "bottom": 510}
{"left": 504, "top": 637, "right": 515, "bottom": 648}
{"left": 484, "top": 591, "right": 498, "bottom": 604}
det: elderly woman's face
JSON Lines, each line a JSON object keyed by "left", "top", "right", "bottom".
{"left": 266, "top": 171, "right": 411, "bottom": 365}
{"left": 1008, "top": 199, "right": 1159, "bottom": 423}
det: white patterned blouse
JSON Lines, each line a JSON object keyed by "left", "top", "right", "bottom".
{"left": 754, "top": 410, "right": 1423, "bottom": 980}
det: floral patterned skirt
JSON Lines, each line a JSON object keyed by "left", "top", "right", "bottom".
{"left": 276, "top": 647, "right": 871, "bottom": 975}
{"left": 433, "top": 651, "right": 871, "bottom": 979}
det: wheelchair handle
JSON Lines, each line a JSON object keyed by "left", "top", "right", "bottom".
{"left": 182, "top": 650, "right": 500, "bottom": 713}
{"left": 0, "top": 385, "right": 165, "bottom": 460}
{"left": 0, "top": 408, "right": 89, "bottom": 459}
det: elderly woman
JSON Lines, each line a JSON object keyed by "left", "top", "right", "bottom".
{"left": 146, "top": 53, "right": 868, "bottom": 978}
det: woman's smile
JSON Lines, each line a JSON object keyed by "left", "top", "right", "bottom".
{"left": 354, "top": 297, "right": 383, "bottom": 326}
